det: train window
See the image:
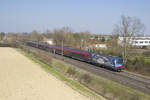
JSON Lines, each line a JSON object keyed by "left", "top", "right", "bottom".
{"left": 102, "top": 57, "right": 109, "bottom": 62}
{"left": 116, "top": 59, "right": 123, "bottom": 64}
{"left": 145, "top": 41, "right": 148, "bottom": 43}
{"left": 112, "top": 60, "right": 115, "bottom": 65}
{"left": 91, "top": 53, "right": 95, "bottom": 57}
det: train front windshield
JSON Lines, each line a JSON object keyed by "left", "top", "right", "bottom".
{"left": 116, "top": 58, "right": 123, "bottom": 65}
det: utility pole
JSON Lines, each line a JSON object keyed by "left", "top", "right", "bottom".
{"left": 61, "top": 40, "right": 63, "bottom": 56}
{"left": 80, "top": 39, "right": 84, "bottom": 50}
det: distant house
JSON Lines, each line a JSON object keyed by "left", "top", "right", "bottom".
{"left": 87, "top": 43, "right": 107, "bottom": 49}
{"left": 43, "top": 38, "right": 53, "bottom": 45}
{"left": 118, "top": 36, "right": 150, "bottom": 48}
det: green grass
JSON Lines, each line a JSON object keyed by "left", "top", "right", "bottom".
{"left": 16, "top": 49, "right": 104, "bottom": 100}
{"left": 144, "top": 57, "right": 150, "bottom": 63}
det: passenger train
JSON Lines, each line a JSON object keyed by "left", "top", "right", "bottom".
{"left": 26, "top": 41, "right": 124, "bottom": 71}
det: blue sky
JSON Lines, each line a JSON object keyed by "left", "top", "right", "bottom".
{"left": 0, "top": 0, "right": 150, "bottom": 34}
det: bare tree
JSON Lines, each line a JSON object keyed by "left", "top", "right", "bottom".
{"left": 49, "top": 27, "right": 91, "bottom": 49}
{"left": 43, "top": 29, "right": 53, "bottom": 38}
{"left": 30, "top": 30, "right": 43, "bottom": 42}
{"left": 52, "top": 28, "right": 65, "bottom": 46}
{"left": 16, "top": 33, "right": 30, "bottom": 43}
{"left": 113, "top": 15, "right": 145, "bottom": 63}
{"left": 0, "top": 32, "right": 5, "bottom": 41}
{"left": 79, "top": 31, "right": 91, "bottom": 50}
{"left": 52, "top": 27, "right": 74, "bottom": 47}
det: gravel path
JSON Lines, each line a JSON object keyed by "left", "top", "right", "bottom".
{"left": 0, "top": 48, "right": 92, "bottom": 100}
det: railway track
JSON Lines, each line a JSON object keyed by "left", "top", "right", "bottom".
{"left": 59, "top": 55, "right": 150, "bottom": 95}
{"left": 23, "top": 45, "right": 150, "bottom": 95}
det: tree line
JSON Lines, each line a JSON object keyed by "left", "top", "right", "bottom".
{"left": 1, "top": 15, "right": 150, "bottom": 76}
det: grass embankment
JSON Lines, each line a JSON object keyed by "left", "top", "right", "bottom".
{"left": 17, "top": 47, "right": 150, "bottom": 100}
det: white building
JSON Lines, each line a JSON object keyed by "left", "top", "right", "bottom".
{"left": 43, "top": 38, "right": 53, "bottom": 45}
{"left": 118, "top": 36, "right": 150, "bottom": 48}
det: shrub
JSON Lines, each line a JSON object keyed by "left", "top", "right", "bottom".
{"left": 81, "top": 73, "right": 92, "bottom": 84}
{"left": 125, "top": 56, "right": 150, "bottom": 76}
{"left": 66, "top": 67, "right": 76, "bottom": 76}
